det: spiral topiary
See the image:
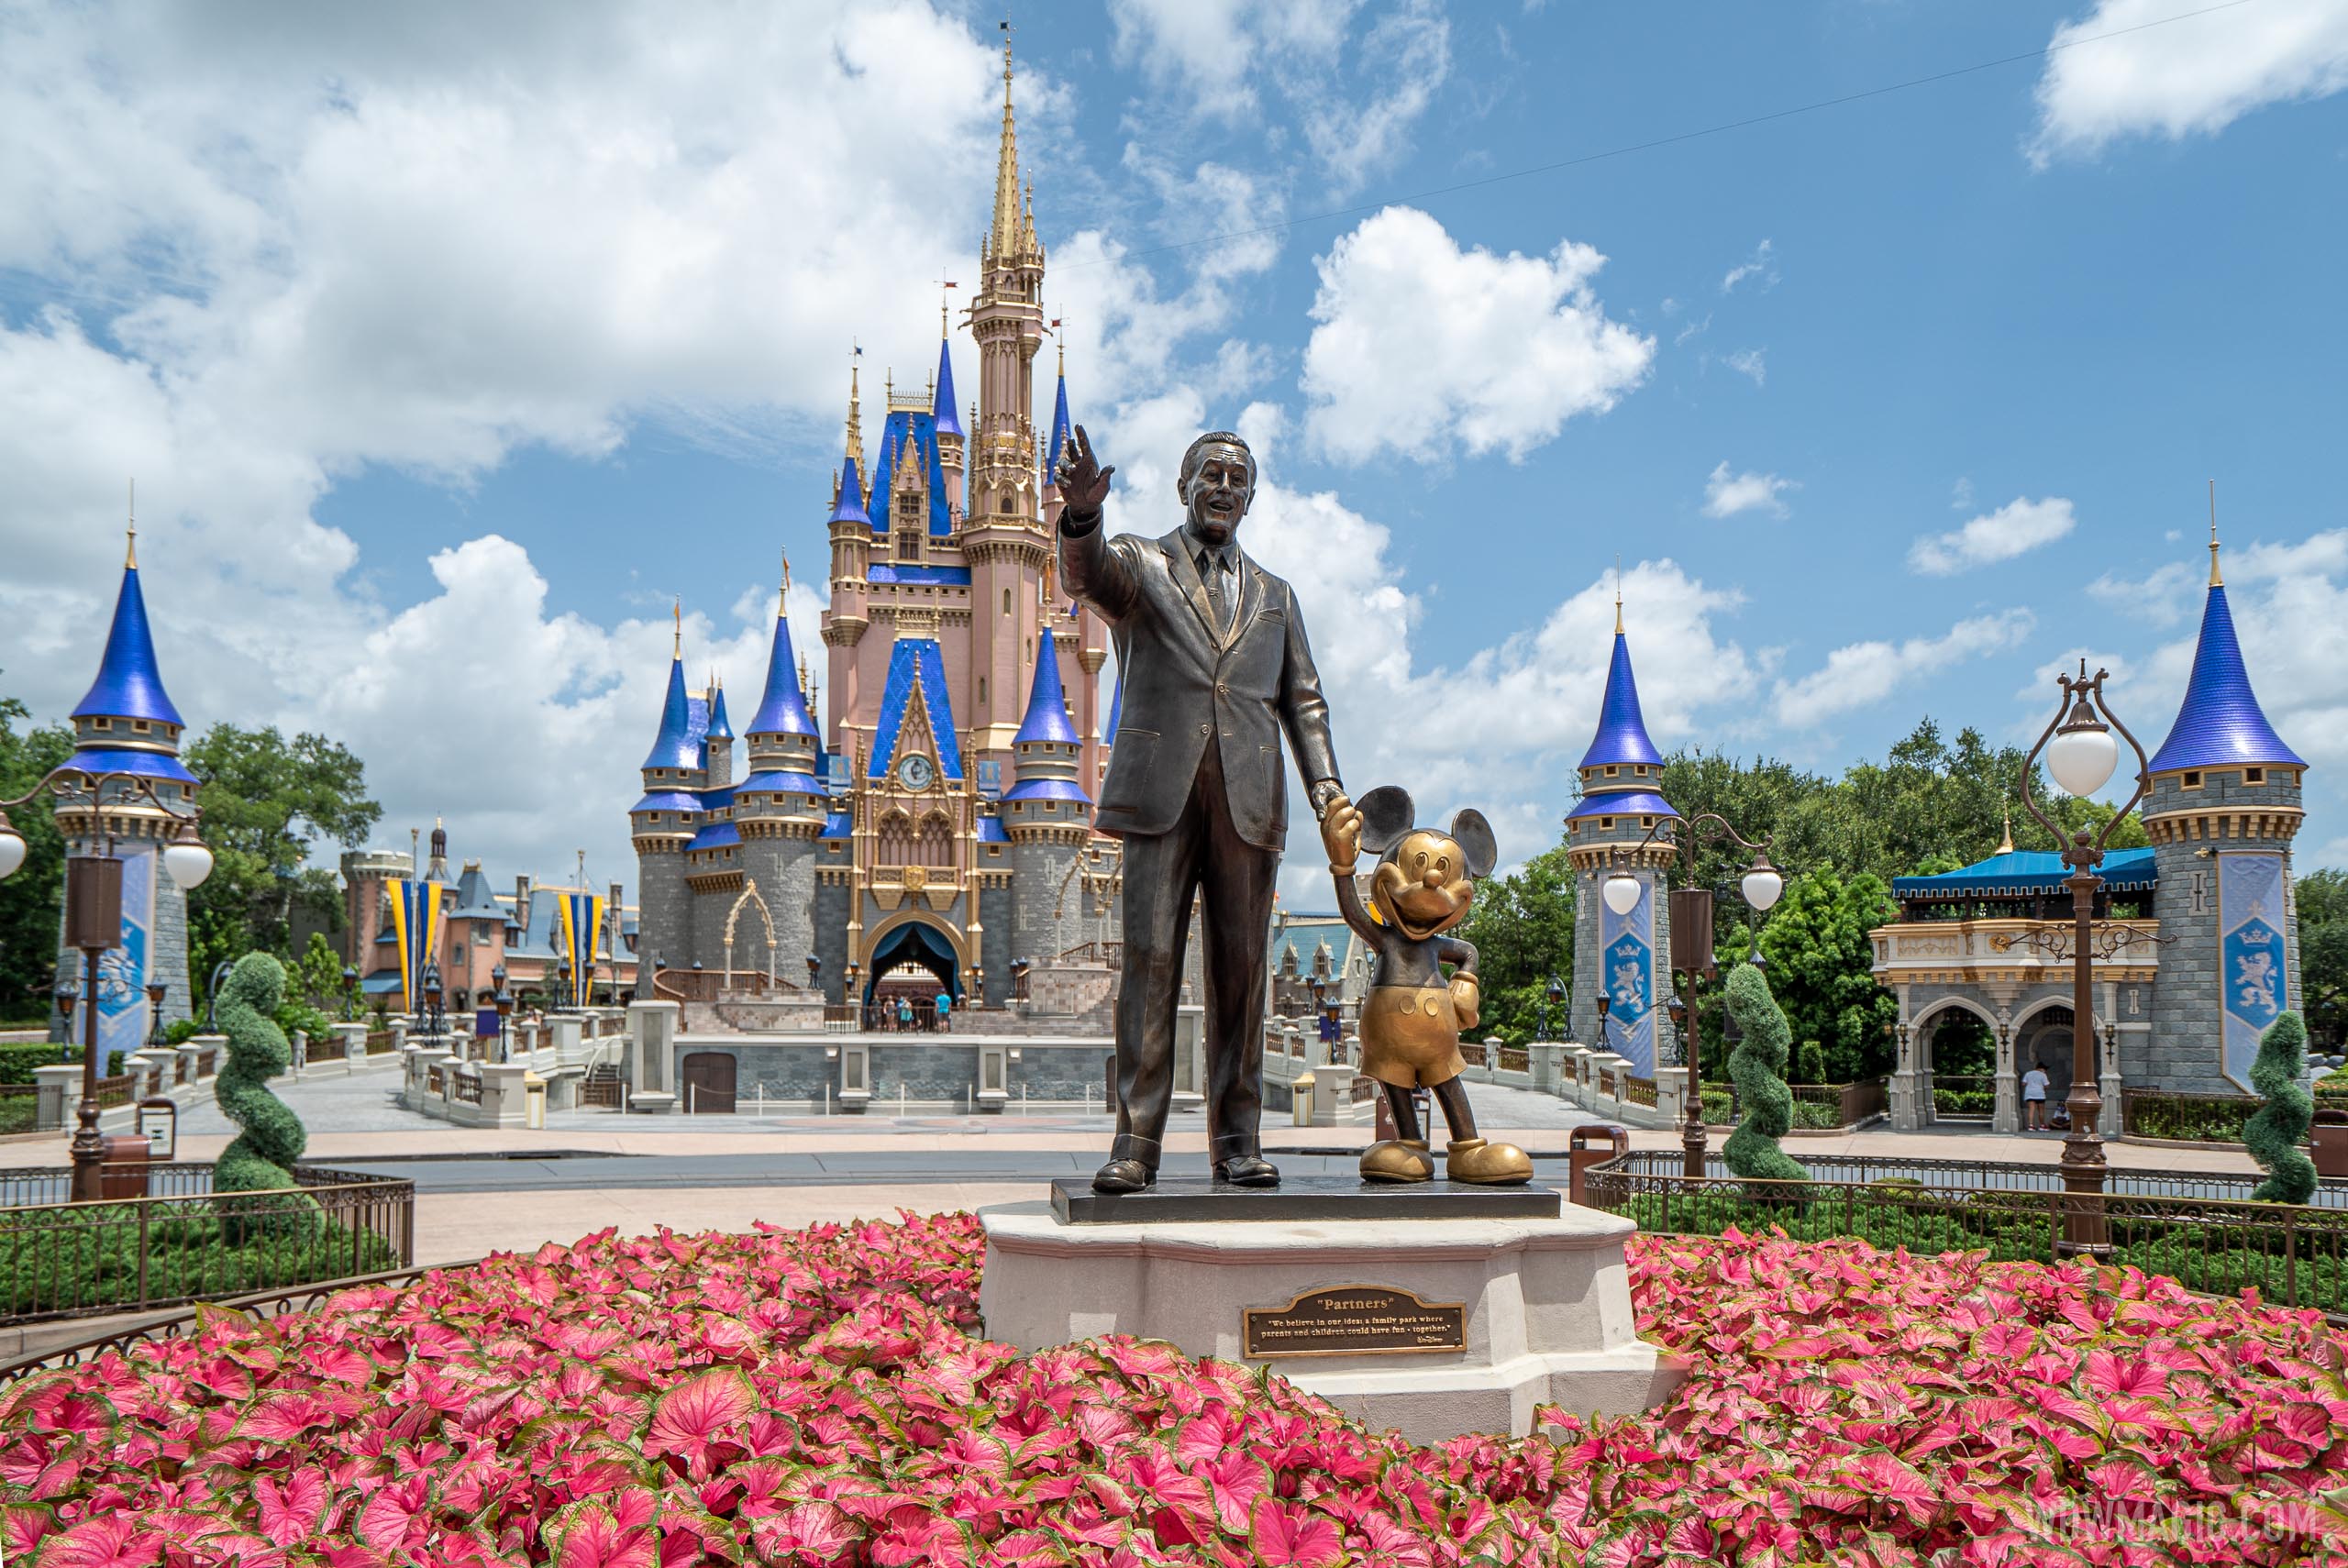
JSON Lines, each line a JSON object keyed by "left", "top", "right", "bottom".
{"left": 2246, "top": 1010, "right": 2317, "bottom": 1206}
{"left": 1721, "top": 962, "right": 1810, "bottom": 1186}
{"left": 214, "top": 954, "right": 316, "bottom": 1236}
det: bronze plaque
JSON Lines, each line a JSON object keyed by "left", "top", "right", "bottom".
{"left": 1242, "top": 1285, "right": 1466, "bottom": 1359}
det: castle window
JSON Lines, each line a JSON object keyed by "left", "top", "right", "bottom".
{"left": 2183, "top": 772, "right": 2203, "bottom": 790}
{"left": 2245, "top": 767, "right": 2265, "bottom": 785}
{"left": 979, "top": 677, "right": 988, "bottom": 705}
{"left": 1600, "top": 817, "right": 1614, "bottom": 830}
{"left": 132, "top": 720, "right": 150, "bottom": 734}
{"left": 93, "top": 717, "right": 109, "bottom": 730}
{"left": 1603, "top": 766, "right": 1619, "bottom": 778}
{"left": 1641, "top": 816, "right": 1655, "bottom": 829}
{"left": 1003, "top": 589, "right": 1013, "bottom": 615}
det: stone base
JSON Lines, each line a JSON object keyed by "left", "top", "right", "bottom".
{"left": 980, "top": 1199, "right": 1683, "bottom": 1443}
{"left": 626, "top": 1090, "right": 678, "bottom": 1115}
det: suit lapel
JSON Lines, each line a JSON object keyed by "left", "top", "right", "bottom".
{"left": 1226, "top": 555, "right": 1266, "bottom": 652}
{"left": 1159, "top": 530, "right": 1221, "bottom": 645}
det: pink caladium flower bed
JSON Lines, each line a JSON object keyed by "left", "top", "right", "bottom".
{"left": 5, "top": 1215, "right": 2347, "bottom": 1566}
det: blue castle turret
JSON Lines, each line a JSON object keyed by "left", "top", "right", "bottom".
{"left": 629, "top": 613, "right": 711, "bottom": 979}
{"left": 1004, "top": 633, "right": 1091, "bottom": 975}
{"left": 54, "top": 527, "right": 200, "bottom": 1041}
{"left": 1564, "top": 597, "right": 1678, "bottom": 1071}
{"left": 2139, "top": 525, "right": 2307, "bottom": 1096}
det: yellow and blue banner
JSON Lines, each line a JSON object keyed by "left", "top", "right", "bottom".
{"left": 386, "top": 878, "right": 446, "bottom": 1015}
{"left": 557, "top": 891, "right": 607, "bottom": 1008}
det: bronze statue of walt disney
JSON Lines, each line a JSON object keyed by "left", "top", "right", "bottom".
{"left": 1322, "top": 787, "right": 1533, "bottom": 1185}
{"left": 1055, "top": 424, "right": 1347, "bottom": 1195}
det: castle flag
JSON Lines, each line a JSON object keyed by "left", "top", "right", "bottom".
{"left": 558, "top": 891, "right": 607, "bottom": 1008}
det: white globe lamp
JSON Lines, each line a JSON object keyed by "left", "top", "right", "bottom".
{"left": 0, "top": 816, "right": 23, "bottom": 882}
{"left": 162, "top": 828, "right": 214, "bottom": 890}
{"left": 1602, "top": 871, "right": 1643, "bottom": 916}
{"left": 2045, "top": 704, "right": 2120, "bottom": 798}
{"left": 1740, "top": 857, "right": 1784, "bottom": 913}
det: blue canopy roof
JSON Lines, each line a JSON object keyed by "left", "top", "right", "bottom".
{"left": 821, "top": 811, "right": 853, "bottom": 839}
{"left": 736, "top": 769, "right": 826, "bottom": 797}
{"left": 1044, "top": 370, "right": 1072, "bottom": 486}
{"left": 868, "top": 564, "right": 973, "bottom": 586}
{"left": 1578, "top": 633, "right": 1666, "bottom": 771}
{"left": 977, "top": 814, "right": 1009, "bottom": 844}
{"left": 2146, "top": 583, "right": 2305, "bottom": 775}
{"left": 641, "top": 658, "right": 699, "bottom": 771}
{"left": 864, "top": 411, "right": 953, "bottom": 537}
{"left": 705, "top": 681, "right": 734, "bottom": 741}
{"left": 748, "top": 611, "right": 818, "bottom": 737}
{"left": 1002, "top": 776, "right": 1091, "bottom": 804}
{"left": 1567, "top": 790, "right": 1677, "bottom": 823}
{"left": 827, "top": 453, "right": 869, "bottom": 526}
{"left": 933, "top": 338, "right": 962, "bottom": 438}
{"left": 72, "top": 564, "right": 184, "bottom": 727}
{"left": 869, "top": 635, "right": 964, "bottom": 780}
{"left": 629, "top": 790, "right": 701, "bottom": 814}
{"left": 58, "top": 746, "right": 196, "bottom": 785}
{"left": 1892, "top": 846, "right": 2158, "bottom": 900}
{"left": 1014, "top": 632, "right": 1080, "bottom": 745}
{"left": 686, "top": 821, "right": 742, "bottom": 853}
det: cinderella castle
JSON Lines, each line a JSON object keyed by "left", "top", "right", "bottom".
{"left": 629, "top": 50, "right": 1118, "bottom": 1013}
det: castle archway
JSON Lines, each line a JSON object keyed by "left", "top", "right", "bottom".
{"left": 863, "top": 916, "right": 962, "bottom": 1007}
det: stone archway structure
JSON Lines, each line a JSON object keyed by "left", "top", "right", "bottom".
{"left": 1900, "top": 994, "right": 2001, "bottom": 1128}
{"left": 722, "top": 879, "right": 779, "bottom": 993}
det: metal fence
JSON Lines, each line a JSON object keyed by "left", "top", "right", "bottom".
{"left": 1585, "top": 1149, "right": 2348, "bottom": 1316}
{"left": 364, "top": 1030, "right": 395, "bottom": 1055}
{"left": 1623, "top": 1075, "right": 1658, "bottom": 1109}
{"left": 1789, "top": 1078, "right": 1888, "bottom": 1130}
{"left": 1931, "top": 1073, "right": 1996, "bottom": 1121}
{"left": 0, "top": 1165, "right": 415, "bottom": 1325}
{"left": 305, "top": 1032, "right": 343, "bottom": 1064}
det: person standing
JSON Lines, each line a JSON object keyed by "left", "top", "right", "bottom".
{"left": 2021, "top": 1061, "right": 2052, "bottom": 1131}
{"left": 935, "top": 987, "right": 952, "bottom": 1034}
{"left": 1056, "top": 425, "right": 1346, "bottom": 1193}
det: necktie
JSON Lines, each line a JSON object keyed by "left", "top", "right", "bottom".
{"left": 1201, "top": 550, "right": 1232, "bottom": 635}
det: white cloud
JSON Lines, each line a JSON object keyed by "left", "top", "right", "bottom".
{"left": 1673, "top": 313, "right": 1711, "bottom": 347}
{"left": 1774, "top": 612, "right": 2036, "bottom": 730}
{"left": 1301, "top": 206, "right": 1654, "bottom": 465}
{"left": 1701, "top": 461, "right": 1795, "bottom": 520}
{"left": 1722, "top": 348, "right": 1767, "bottom": 387}
{"left": 2032, "top": 0, "right": 2348, "bottom": 161}
{"left": 1951, "top": 477, "right": 1975, "bottom": 511}
{"left": 2087, "top": 559, "right": 2199, "bottom": 624}
{"left": 1721, "top": 237, "right": 1778, "bottom": 293}
{"left": 1909, "top": 496, "right": 2077, "bottom": 575}
{"left": 1106, "top": 0, "right": 1449, "bottom": 193}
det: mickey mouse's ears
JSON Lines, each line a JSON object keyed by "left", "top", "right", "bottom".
{"left": 1449, "top": 809, "right": 1498, "bottom": 878}
{"left": 1355, "top": 786, "right": 1416, "bottom": 856}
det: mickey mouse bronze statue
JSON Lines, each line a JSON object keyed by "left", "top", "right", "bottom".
{"left": 1320, "top": 787, "right": 1534, "bottom": 1185}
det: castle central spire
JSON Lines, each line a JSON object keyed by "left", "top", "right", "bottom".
{"left": 991, "top": 42, "right": 1024, "bottom": 259}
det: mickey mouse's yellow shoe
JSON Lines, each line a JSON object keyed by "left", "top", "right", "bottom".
{"left": 1444, "top": 1137, "right": 1533, "bottom": 1186}
{"left": 1360, "top": 1138, "right": 1434, "bottom": 1183}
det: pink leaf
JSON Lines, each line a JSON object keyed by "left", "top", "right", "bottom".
{"left": 1249, "top": 1496, "right": 1346, "bottom": 1568}
{"left": 644, "top": 1366, "right": 758, "bottom": 1465}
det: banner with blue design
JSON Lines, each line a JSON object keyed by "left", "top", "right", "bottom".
{"left": 386, "top": 878, "right": 445, "bottom": 1016}
{"left": 94, "top": 845, "right": 156, "bottom": 1065}
{"left": 557, "top": 892, "right": 606, "bottom": 1007}
{"left": 2218, "top": 853, "right": 2291, "bottom": 1092}
{"left": 1599, "top": 878, "right": 1656, "bottom": 1076}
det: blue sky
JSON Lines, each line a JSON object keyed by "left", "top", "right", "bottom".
{"left": 3, "top": 0, "right": 2344, "bottom": 904}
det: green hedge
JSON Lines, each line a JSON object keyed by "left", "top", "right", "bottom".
{"left": 0, "top": 1043, "right": 136, "bottom": 1085}
{"left": 0, "top": 1197, "right": 397, "bottom": 1320}
{"left": 2129, "top": 1094, "right": 2257, "bottom": 1143}
{"left": 1932, "top": 1087, "right": 1994, "bottom": 1118}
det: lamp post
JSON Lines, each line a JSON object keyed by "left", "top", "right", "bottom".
{"left": 1540, "top": 972, "right": 1565, "bottom": 1042}
{"left": 556, "top": 954, "right": 572, "bottom": 1013}
{"left": 1595, "top": 991, "right": 1611, "bottom": 1053}
{"left": 56, "top": 983, "right": 78, "bottom": 1064}
{"left": 1606, "top": 813, "right": 1785, "bottom": 1180}
{"left": 0, "top": 767, "right": 211, "bottom": 1202}
{"left": 422, "top": 959, "right": 445, "bottom": 1040}
{"left": 340, "top": 965, "right": 359, "bottom": 1022}
{"left": 145, "top": 981, "right": 167, "bottom": 1054}
{"left": 2017, "top": 660, "right": 2151, "bottom": 1257}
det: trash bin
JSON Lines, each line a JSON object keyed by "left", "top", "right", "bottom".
{"left": 1290, "top": 1072, "right": 1316, "bottom": 1126}
{"left": 2313, "top": 1110, "right": 2348, "bottom": 1179}
{"left": 99, "top": 1133, "right": 151, "bottom": 1199}
{"left": 525, "top": 1075, "right": 547, "bottom": 1131}
{"left": 1567, "top": 1123, "right": 1629, "bottom": 1209}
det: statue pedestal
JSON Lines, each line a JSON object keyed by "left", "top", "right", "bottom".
{"left": 979, "top": 1180, "right": 1682, "bottom": 1444}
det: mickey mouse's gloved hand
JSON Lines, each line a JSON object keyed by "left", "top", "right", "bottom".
{"left": 1320, "top": 794, "right": 1361, "bottom": 877}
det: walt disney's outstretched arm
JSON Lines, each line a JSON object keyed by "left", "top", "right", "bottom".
{"left": 1055, "top": 425, "right": 1139, "bottom": 623}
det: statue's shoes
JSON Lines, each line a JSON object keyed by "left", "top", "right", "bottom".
{"left": 1091, "top": 1158, "right": 1156, "bottom": 1194}
{"left": 1211, "top": 1154, "right": 1280, "bottom": 1187}
{"left": 1445, "top": 1137, "right": 1534, "bottom": 1186}
{"left": 1360, "top": 1139, "right": 1434, "bottom": 1183}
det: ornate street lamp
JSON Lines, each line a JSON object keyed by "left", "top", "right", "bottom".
{"left": 0, "top": 767, "right": 211, "bottom": 1201}
{"left": 555, "top": 954, "right": 573, "bottom": 1013}
{"left": 2018, "top": 659, "right": 2151, "bottom": 1256}
{"left": 1595, "top": 990, "right": 1611, "bottom": 1053}
{"left": 144, "top": 981, "right": 168, "bottom": 1055}
{"left": 1540, "top": 972, "right": 1565, "bottom": 1042}
{"left": 55, "top": 982, "right": 78, "bottom": 1064}
{"left": 340, "top": 964, "right": 359, "bottom": 1022}
{"left": 422, "top": 959, "right": 446, "bottom": 1039}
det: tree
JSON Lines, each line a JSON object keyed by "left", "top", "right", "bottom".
{"left": 0, "top": 694, "right": 73, "bottom": 1022}
{"left": 183, "top": 724, "right": 381, "bottom": 981}
{"left": 2244, "top": 1011, "right": 2316, "bottom": 1205}
{"left": 1454, "top": 845, "right": 1575, "bottom": 1044}
{"left": 1721, "top": 964, "right": 1808, "bottom": 1183}
{"left": 1755, "top": 868, "right": 1901, "bottom": 1083}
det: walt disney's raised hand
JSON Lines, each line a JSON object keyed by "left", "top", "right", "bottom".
{"left": 1058, "top": 424, "right": 1113, "bottom": 513}
{"left": 1319, "top": 792, "right": 1360, "bottom": 875}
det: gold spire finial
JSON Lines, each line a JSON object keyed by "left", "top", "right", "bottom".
{"left": 781, "top": 548, "right": 792, "bottom": 609}
{"left": 990, "top": 27, "right": 1024, "bottom": 259}
{"left": 672, "top": 598, "right": 682, "bottom": 658}
{"left": 1613, "top": 556, "right": 1623, "bottom": 635}
{"left": 846, "top": 354, "right": 863, "bottom": 468}
{"left": 2208, "top": 479, "right": 2223, "bottom": 588}
{"left": 125, "top": 477, "right": 137, "bottom": 569}
{"left": 1998, "top": 805, "right": 2014, "bottom": 856}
